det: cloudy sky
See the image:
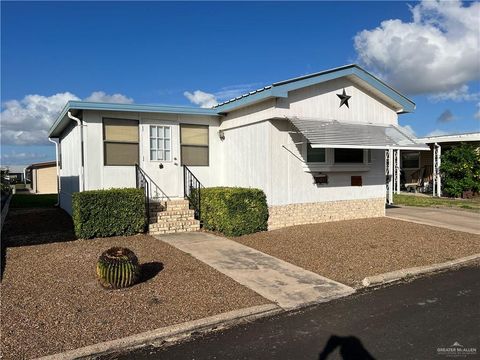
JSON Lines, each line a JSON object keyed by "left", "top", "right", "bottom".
{"left": 1, "top": 1, "right": 479, "bottom": 165}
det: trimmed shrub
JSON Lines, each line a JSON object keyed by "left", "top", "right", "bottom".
{"left": 72, "top": 188, "right": 145, "bottom": 239}
{"left": 199, "top": 187, "right": 268, "bottom": 237}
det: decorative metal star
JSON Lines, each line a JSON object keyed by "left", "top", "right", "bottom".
{"left": 337, "top": 88, "right": 351, "bottom": 108}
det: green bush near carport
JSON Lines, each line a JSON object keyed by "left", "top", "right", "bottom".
{"left": 198, "top": 187, "right": 269, "bottom": 237}
{"left": 440, "top": 143, "right": 480, "bottom": 198}
{"left": 72, "top": 188, "right": 146, "bottom": 239}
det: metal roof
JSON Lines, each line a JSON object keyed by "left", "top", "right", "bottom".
{"left": 26, "top": 160, "right": 57, "bottom": 169}
{"left": 416, "top": 132, "right": 480, "bottom": 144}
{"left": 289, "top": 118, "right": 430, "bottom": 150}
{"left": 49, "top": 65, "right": 416, "bottom": 138}
{"left": 214, "top": 64, "right": 415, "bottom": 114}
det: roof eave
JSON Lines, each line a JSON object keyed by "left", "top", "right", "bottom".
{"left": 213, "top": 64, "right": 415, "bottom": 114}
{"left": 48, "top": 101, "right": 221, "bottom": 138}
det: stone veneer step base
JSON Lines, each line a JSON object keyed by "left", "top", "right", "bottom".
{"left": 149, "top": 199, "right": 200, "bottom": 235}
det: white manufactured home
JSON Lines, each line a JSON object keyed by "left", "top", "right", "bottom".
{"left": 48, "top": 64, "right": 428, "bottom": 232}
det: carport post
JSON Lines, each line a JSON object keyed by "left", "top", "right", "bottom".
{"left": 433, "top": 145, "right": 436, "bottom": 197}
{"left": 387, "top": 147, "right": 393, "bottom": 204}
{"left": 435, "top": 143, "right": 442, "bottom": 197}
{"left": 395, "top": 149, "right": 401, "bottom": 194}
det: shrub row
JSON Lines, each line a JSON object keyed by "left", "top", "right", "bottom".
{"left": 199, "top": 187, "right": 268, "bottom": 237}
{"left": 72, "top": 188, "right": 145, "bottom": 239}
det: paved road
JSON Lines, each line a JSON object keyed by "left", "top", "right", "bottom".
{"left": 105, "top": 265, "right": 480, "bottom": 360}
{"left": 387, "top": 206, "right": 480, "bottom": 234}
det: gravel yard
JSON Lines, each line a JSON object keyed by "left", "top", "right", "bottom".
{"left": 234, "top": 218, "right": 480, "bottom": 287}
{"left": 1, "top": 210, "right": 268, "bottom": 360}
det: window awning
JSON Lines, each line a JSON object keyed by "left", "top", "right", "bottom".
{"left": 289, "top": 118, "right": 430, "bottom": 150}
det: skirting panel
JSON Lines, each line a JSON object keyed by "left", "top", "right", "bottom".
{"left": 268, "top": 198, "right": 385, "bottom": 230}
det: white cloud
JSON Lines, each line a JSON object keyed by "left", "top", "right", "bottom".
{"left": 1, "top": 92, "right": 80, "bottom": 145}
{"left": 184, "top": 83, "right": 260, "bottom": 108}
{"left": 84, "top": 91, "right": 133, "bottom": 104}
{"left": 429, "top": 85, "right": 480, "bottom": 102}
{"left": 183, "top": 90, "right": 218, "bottom": 108}
{"left": 1, "top": 91, "right": 134, "bottom": 145}
{"left": 354, "top": 0, "right": 480, "bottom": 96}
{"left": 426, "top": 129, "right": 449, "bottom": 137}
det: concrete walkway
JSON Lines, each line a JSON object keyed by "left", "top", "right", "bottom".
{"left": 387, "top": 206, "right": 480, "bottom": 235}
{"left": 157, "top": 232, "right": 354, "bottom": 310}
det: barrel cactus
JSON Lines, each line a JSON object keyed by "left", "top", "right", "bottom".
{"left": 96, "top": 247, "right": 140, "bottom": 289}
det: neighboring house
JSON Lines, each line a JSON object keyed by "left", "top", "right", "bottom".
{"left": 400, "top": 132, "right": 480, "bottom": 195}
{"left": 1, "top": 165, "right": 27, "bottom": 183}
{"left": 48, "top": 64, "right": 427, "bottom": 232}
{"left": 26, "top": 161, "right": 59, "bottom": 194}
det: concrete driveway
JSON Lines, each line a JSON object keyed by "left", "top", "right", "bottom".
{"left": 387, "top": 206, "right": 480, "bottom": 235}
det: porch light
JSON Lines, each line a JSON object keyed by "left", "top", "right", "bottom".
{"left": 218, "top": 130, "right": 225, "bottom": 141}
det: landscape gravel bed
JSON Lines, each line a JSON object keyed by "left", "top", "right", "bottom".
{"left": 234, "top": 218, "right": 480, "bottom": 287}
{"left": 1, "top": 210, "right": 268, "bottom": 360}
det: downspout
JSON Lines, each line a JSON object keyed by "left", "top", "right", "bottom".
{"left": 67, "top": 111, "right": 85, "bottom": 192}
{"left": 48, "top": 138, "right": 60, "bottom": 206}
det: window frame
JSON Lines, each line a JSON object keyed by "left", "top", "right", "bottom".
{"left": 306, "top": 143, "right": 327, "bottom": 164}
{"left": 180, "top": 124, "right": 209, "bottom": 166}
{"left": 304, "top": 143, "right": 371, "bottom": 165}
{"left": 401, "top": 151, "right": 420, "bottom": 169}
{"left": 333, "top": 148, "right": 366, "bottom": 164}
{"left": 102, "top": 117, "right": 139, "bottom": 166}
{"left": 149, "top": 125, "right": 172, "bottom": 162}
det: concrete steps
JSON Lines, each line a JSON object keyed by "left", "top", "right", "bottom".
{"left": 148, "top": 199, "right": 200, "bottom": 235}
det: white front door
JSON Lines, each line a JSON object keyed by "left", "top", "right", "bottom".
{"left": 140, "top": 120, "right": 183, "bottom": 199}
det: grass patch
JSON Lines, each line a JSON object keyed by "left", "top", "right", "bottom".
{"left": 10, "top": 194, "right": 57, "bottom": 208}
{"left": 393, "top": 193, "right": 480, "bottom": 213}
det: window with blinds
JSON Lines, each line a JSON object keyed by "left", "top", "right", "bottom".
{"left": 103, "top": 118, "right": 139, "bottom": 166}
{"left": 180, "top": 124, "right": 209, "bottom": 166}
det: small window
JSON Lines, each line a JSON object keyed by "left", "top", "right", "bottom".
{"left": 334, "top": 148, "right": 364, "bottom": 163}
{"left": 103, "top": 118, "right": 139, "bottom": 166}
{"left": 150, "top": 126, "right": 171, "bottom": 161}
{"left": 181, "top": 124, "right": 209, "bottom": 166}
{"left": 307, "top": 143, "right": 326, "bottom": 163}
{"left": 402, "top": 152, "right": 420, "bottom": 169}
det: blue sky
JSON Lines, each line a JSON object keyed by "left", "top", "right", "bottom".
{"left": 1, "top": 1, "right": 479, "bottom": 165}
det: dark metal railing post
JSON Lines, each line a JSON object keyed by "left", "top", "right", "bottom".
{"left": 198, "top": 181, "right": 201, "bottom": 221}
{"left": 183, "top": 165, "right": 204, "bottom": 223}
{"left": 183, "top": 165, "right": 187, "bottom": 199}
{"left": 144, "top": 180, "right": 149, "bottom": 224}
{"left": 135, "top": 164, "right": 148, "bottom": 224}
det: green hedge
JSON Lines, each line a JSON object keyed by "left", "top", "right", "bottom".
{"left": 72, "top": 188, "right": 146, "bottom": 239}
{"left": 199, "top": 187, "right": 268, "bottom": 237}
